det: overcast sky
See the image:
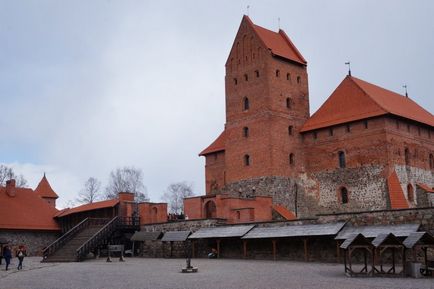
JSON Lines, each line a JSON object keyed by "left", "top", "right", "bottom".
{"left": 1, "top": 0, "right": 433, "bottom": 208}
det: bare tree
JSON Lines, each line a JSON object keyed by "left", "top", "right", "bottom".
{"left": 161, "top": 181, "right": 194, "bottom": 214}
{"left": 0, "top": 164, "right": 28, "bottom": 187}
{"left": 105, "top": 167, "right": 149, "bottom": 202}
{"left": 76, "top": 177, "right": 101, "bottom": 204}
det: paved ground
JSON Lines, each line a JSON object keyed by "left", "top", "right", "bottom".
{"left": 0, "top": 257, "right": 432, "bottom": 289}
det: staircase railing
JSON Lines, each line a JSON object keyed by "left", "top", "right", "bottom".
{"left": 42, "top": 217, "right": 90, "bottom": 259}
{"left": 76, "top": 216, "right": 120, "bottom": 261}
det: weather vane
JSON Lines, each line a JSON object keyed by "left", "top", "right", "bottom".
{"left": 345, "top": 61, "right": 351, "bottom": 76}
{"left": 403, "top": 84, "right": 408, "bottom": 97}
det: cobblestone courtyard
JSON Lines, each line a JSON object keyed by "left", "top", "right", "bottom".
{"left": 0, "top": 257, "right": 433, "bottom": 289}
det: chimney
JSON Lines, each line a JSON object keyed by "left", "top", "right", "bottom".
{"left": 6, "top": 179, "right": 16, "bottom": 197}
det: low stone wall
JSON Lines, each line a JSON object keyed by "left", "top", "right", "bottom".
{"left": 0, "top": 230, "right": 60, "bottom": 256}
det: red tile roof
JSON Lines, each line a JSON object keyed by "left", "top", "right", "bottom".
{"left": 416, "top": 183, "right": 434, "bottom": 193}
{"left": 56, "top": 199, "right": 119, "bottom": 218}
{"left": 199, "top": 130, "right": 226, "bottom": 156}
{"left": 387, "top": 171, "right": 409, "bottom": 209}
{"left": 0, "top": 186, "right": 60, "bottom": 230}
{"left": 301, "top": 76, "right": 434, "bottom": 132}
{"left": 34, "top": 174, "right": 58, "bottom": 199}
{"left": 272, "top": 204, "right": 296, "bottom": 220}
{"left": 244, "top": 15, "right": 306, "bottom": 65}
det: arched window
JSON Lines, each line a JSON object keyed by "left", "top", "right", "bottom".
{"left": 289, "top": 153, "right": 295, "bottom": 166}
{"left": 338, "top": 151, "right": 346, "bottom": 168}
{"left": 243, "top": 97, "right": 249, "bottom": 111}
{"left": 405, "top": 148, "right": 410, "bottom": 166}
{"left": 286, "top": 73, "right": 291, "bottom": 81}
{"left": 407, "top": 184, "right": 414, "bottom": 202}
{"left": 244, "top": 154, "right": 250, "bottom": 166}
{"left": 340, "top": 187, "right": 348, "bottom": 204}
{"left": 288, "top": 126, "right": 293, "bottom": 136}
{"left": 276, "top": 69, "right": 280, "bottom": 77}
{"left": 286, "top": 97, "right": 292, "bottom": 109}
{"left": 204, "top": 201, "right": 217, "bottom": 218}
{"left": 243, "top": 127, "right": 249, "bottom": 138}
{"left": 430, "top": 153, "right": 434, "bottom": 170}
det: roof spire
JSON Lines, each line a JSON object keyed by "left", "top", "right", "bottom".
{"left": 247, "top": 5, "right": 250, "bottom": 16}
{"left": 345, "top": 61, "right": 351, "bottom": 76}
{"left": 403, "top": 84, "right": 408, "bottom": 98}
{"left": 278, "top": 17, "right": 281, "bottom": 30}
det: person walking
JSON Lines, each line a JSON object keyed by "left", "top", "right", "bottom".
{"left": 16, "top": 246, "right": 26, "bottom": 270}
{"left": 3, "top": 245, "right": 12, "bottom": 271}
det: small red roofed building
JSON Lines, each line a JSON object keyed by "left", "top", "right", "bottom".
{"left": 195, "top": 15, "right": 434, "bottom": 219}
{"left": 0, "top": 177, "right": 60, "bottom": 255}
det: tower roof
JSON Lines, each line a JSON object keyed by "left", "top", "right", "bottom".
{"left": 301, "top": 75, "right": 434, "bottom": 132}
{"left": 199, "top": 130, "right": 226, "bottom": 156}
{"left": 246, "top": 16, "right": 306, "bottom": 65}
{"left": 35, "top": 174, "right": 59, "bottom": 199}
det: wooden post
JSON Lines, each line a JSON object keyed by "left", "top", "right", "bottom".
{"left": 243, "top": 240, "right": 247, "bottom": 258}
{"left": 272, "top": 239, "right": 277, "bottom": 261}
{"left": 303, "top": 238, "right": 308, "bottom": 262}
{"left": 170, "top": 241, "right": 173, "bottom": 258}
{"left": 336, "top": 240, "right": 340, "bottom": 263}
{"left": 192, "top": 240, "right": 196, "bottom": 258}
{"left": 216, "top": 239, "right": 221, "bottom": 258}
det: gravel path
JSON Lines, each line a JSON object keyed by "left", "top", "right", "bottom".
{"left": 0, "top": 257, "right": 432, "bottom": 289}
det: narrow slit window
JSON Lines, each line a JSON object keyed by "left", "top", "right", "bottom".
{"left": 340, "top": 187, "right": 348, "bottom": 204}
{"left": 338, "top": 151, "right": 346, "bottom": 168}
{"left": 276, "top": 69, "right": 280, "bottom": 77}
{"left": 286, "top": 97, "right": 292, "bottom": 109}
{"left": 243, "top": 127, "right": 249, "bottom": 138}
{"left": 289, "top": 153, "right": 295, "bottom": 166}
{"left": 244, "top": 154, "right": 250, "bottom": 166}
{"left": 243, "top": 97, "right": 250, "bottom": 111}
{"left": 255, "top": 70, "right": 259, "bottom": 77}
{"left": 244, "top": 74, "right": 248, "bottom": 81}
{"left": 288, "top": 126, "right": 293, "bottom": 136}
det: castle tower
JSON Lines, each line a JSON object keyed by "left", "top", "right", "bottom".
{"left": 34, "top": 173, "right": 58, "bottom": 208}
{"left": 200, "top": 16, "right": 309, "bottom": 211}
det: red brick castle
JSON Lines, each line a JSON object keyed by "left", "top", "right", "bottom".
{"left": 192, "top": 16, "right": 434, "bottom": 220}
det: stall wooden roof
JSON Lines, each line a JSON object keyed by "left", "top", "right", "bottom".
{"left": 242, "top": 222, "right": 345, "bottom": 239}
{"left": 130, "top": 231, "right": 162, "bottom": 241}
{"left": 335, "top": 223, "right": 420, "bottom": 240}
{"left": 189, "top": 225, "right": 255, "bottom": 239}
{"left": 340, "top": 233, "right": 373, "bottom": 249}
{"left": 371, "top": 233, "right": 403, "bottom": 248}
{"left": 403, "top": 232, "right": 434, "bottom": 249}
{"left": 161, "top": 231, "right": 191, "bottom": 242}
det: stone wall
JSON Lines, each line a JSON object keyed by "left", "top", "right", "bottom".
{"left": 0, "top": 230, "right": 59, "bottom": 256}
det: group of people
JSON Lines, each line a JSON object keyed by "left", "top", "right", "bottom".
{"left": 2, "top": 245, "right": 26, "bottom": 271}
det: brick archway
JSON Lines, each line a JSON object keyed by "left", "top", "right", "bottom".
{"left": 204, "top": 200, "right": 217, "bottom": 219}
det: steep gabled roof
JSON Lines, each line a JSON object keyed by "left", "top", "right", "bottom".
{"left": 387, "top": 170, "right": 409, "bottom": 209}
{"left": 301, "top": 76, "right": 434, "bottom": 132}
{"left": 56, "top": 199, "right": 119, "bottom": 218}
{"left": 35, "top": 174, "right": 58, "bottom": 199}
{"left": 199, "top": 130, "right": 226, "bottom": 156}
{"left": 0, "top": 186, "right": 60, "bottom": 230}
{"left": 243, "top": 16, "right": 306, "bottom": 65}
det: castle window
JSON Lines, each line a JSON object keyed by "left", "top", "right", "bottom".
{"left": 288, "top": 126, "right": 293, "bottom": 136}
{"left": 396, "top": 120, "right": 400, "bottom": 129}
{"left": 338, "top": 151, "right": 346, "bottom": 168}
{"left": 236, "top": 211, "right": 241, "bottom": 220}
{"left": 297, "top": 76, "right": 301, "bottom": 84}
{"left": 340, "top": 187, "right": 348, "bottom": 204}
{"left": 329, "top": 128, "right": 334, "bottom": 136}
{"left": 276, "top": 69, "right": 280, "bottom": 77}
{"left": 429, "top": 153, "right": 434, "bottom": 170}
{"left": 244, "top": 154, "right": 250, "bottom": 166}
{"left": 418, "top": 127, "right": 421, "bottom": 136}
{"left": 234, "top": 78, "right": 238, "bottom": 85}
{"left": 244, "top": 74, "right": 248, "bottom": 81}
{"left": 289, "top": 153, "right": 295, "bottom": 165}
{"left": 346, "top": 124, "right": 351, "bottom": 133}
{"left": 255, "top": 70, "right": 259, "bottom": 77}
{"left": 243, "top": 127, "right": 249, "bottom": 138}
{"left": 407, "top": 184, "right": 414, "bottom": 202}
{"left": 404, "top": 148, "right": 410, "bottom": 166}
{"left": 313, "top": 132, "right": 317, "bottom": 140}
{"left": 287, "top": 73, "right": 291, "bottom": 81}
{"left": 407, "top": 124, "right": 410, "bottom": 132}
{"left": 243, "top": 97, "right": 250, "bottom": 111}
{"left": 286, "top": 97, "right": 292, "bottom": 109}
{"left": 364, "top": 120, "right": 368, "bottom": 129}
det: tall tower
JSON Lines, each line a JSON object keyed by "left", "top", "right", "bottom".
{"left": 200, "top": 16, "right": 309, "bottom": 211}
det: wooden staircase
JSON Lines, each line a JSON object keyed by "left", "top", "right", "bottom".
{"left": 43, "top": 217, "right": 118, "bottom": 262}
